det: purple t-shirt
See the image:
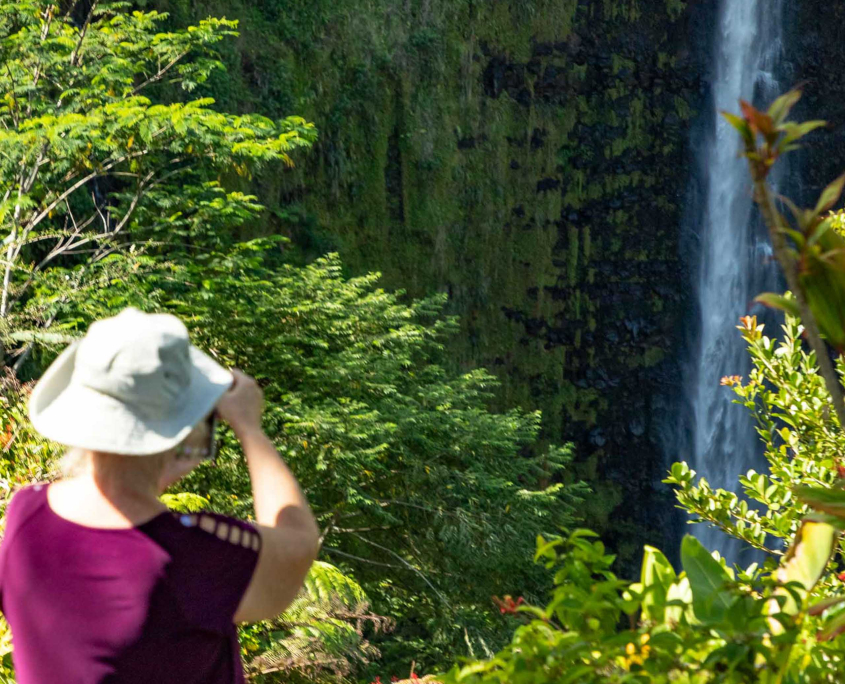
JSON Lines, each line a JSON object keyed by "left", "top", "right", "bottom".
{"left": 0, "top": 484, "right": 260, "bottom": 683}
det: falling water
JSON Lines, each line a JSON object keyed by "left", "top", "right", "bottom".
{"left": 688, "top": 0, "right": 785, "bottom": 561}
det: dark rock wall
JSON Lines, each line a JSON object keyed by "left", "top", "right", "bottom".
{"left": 786, "top": 3, "right": 845, "bottom": 207}
{"left": 150, "top": 0, "right": 723, "bottom": 564}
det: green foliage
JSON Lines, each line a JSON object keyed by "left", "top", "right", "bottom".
{"left": 245, "top": 561, "right": 390, "bottom": 682}
{"left": 0, "top": 371, "right": 60, "bottom": 498}
{"left": 442, "top": 528, "right": 845, "bottom": 683}
{"left": 0, "top": 0, "right": 315, "bottom": 341}
{"left": 724, "top": 91, "right": 845, "bottom": 430}
{"left": 665, "top": 313, "right": 844, "bottom": 554}
{"left": 680, "top": 535, "right": 733, "bottom": 624}
{"left": 146, "top": 0, "right": 693, "bottom": 552}
{"left": 0, "top": 241, "right": 586, "bottom": 678}
{"left": 159, "top": 247, "right": 587, "bottom": 670}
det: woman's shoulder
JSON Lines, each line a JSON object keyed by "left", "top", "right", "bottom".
{"left": 5, "top": 483, "right": 48, "bottom": 520}
{"left": 1, "top": 483, "right": 49, "bottom": 541}
{"left": 158, "top": 510, "right": 262, "bottom": 554}
{"left": 151, "top": 510, "right": 262, "bottom": 632}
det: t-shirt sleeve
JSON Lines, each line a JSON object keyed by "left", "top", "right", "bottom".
{"left": 168, "top": 511, "right": 261, "bottom": 634}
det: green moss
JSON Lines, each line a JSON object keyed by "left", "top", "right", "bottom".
{"left": 666, "top": 0, "right": 686, "bottom": 21}
{"left": 640, "top": 346, "right": 667, "bottom": 368}
{"left": 154, "top": 0, "right": 691, "bottom": 565}
{"left": 674, "top": 95, "right": 693, "bottom": 120}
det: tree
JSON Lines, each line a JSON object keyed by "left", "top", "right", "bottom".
{"left": 0, "top": 0, "right": 315, "bottom": 363}
{"left": 165, "top": 248, "right": 587, "bottom": 672}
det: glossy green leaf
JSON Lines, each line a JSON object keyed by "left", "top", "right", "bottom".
{"left": 680, "top": 535, "right": 733, "bottom": 622}
{"left": 639, "top": 545, "right": 676, "bottom": 623}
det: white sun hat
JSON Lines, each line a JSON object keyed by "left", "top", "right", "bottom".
{"left": 28, "top": 307, "right": 233, "bottom": 456}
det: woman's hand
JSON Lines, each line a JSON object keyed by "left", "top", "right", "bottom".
{"left": 216, "top": 369, "right": 264, "bottom": 438}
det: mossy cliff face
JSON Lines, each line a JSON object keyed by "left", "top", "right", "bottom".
{"left": 786, "top": 3, "right": 845, "bottom": 205}
{"left": 148, "top": 0, "right": 711, "bottom": 562}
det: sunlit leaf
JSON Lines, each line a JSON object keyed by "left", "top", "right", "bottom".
{"left": 815, "top": 172, "right": 845, "bottom": 214}
{"left": 755, "top": 292, "right": 801, "bottom": 318}
{"left": 639, "top": 545, "right": 676, "bottom": 623}
{"left": 780, "top": 120, "right": 827, "bottom": 148}
{"left": 681, "top": 535, "right": 734, "bottom": 622}
{"left": 775, "top": 519, "right": 837, "bottom": 615}
{"left": 768, "top": 89, "right": 802, "bottom": 126}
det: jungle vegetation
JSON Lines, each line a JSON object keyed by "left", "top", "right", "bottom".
{"left": 3, "top": 4, "right": 845, "bottom": 684}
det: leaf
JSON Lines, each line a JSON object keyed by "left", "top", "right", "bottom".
{"left": 665, "top": 575, "right": 694, "bottom": 626}
{"left": 785, "top": 229, "right": 808, "bottom": 252}
{"left": 799, "top": 225, "right": 845, "bottom": 350}
{"left": 722, "top": 111, "right": 749, "bottom": 133}
{"left": 680, "top": 535, "right": 733, "bottom": 622}
{"left": 768, "top": 89, "right": 802, "bottom": 125}
{"left": 815, "top": 172, "right": 845, "bottom": 214}
{"left": 794, "top": 485, "right": 845, "bottom": 517}
{"left": 755, "top": 292, "right": 801, "bottom": 318}
{"left": 807, "top": 217, "right": 833, "bottom": 248}
{"left": 775, "top": 519, "right": 837, "bottom": 615}
{"left": 740, "top": 100, "right": 774, "bottom": 137}
{"left": 808, "top": 595, "right": 845, "bottom": 616}
{"left": 639, "top": 545, "right": 676, "bottom": 623}
{"left": 819, "top": 610, "right": 845, "bottom": 641}
{"left": 780, "top": 120, "right": 827, "bottom": 148}
{"left": 722, "top": 111, "right": 754, "bottom": 148}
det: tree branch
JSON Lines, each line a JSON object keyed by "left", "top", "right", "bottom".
{"left": 22, "top": 149, "right": 149, "bottom": 235}
{"left": 753, "top": 178, "right": 845, "bottom": 428}
{"left": 321, "top": 547, "right": 406, "bottom": 570}
{"left": 131, "top": 50, "right": 190, "bottom": 95}
{"left": 69, "top": 1, "right": 98, "bottom": 67}
{"left": 347, "top": 531, "right": 450, "bottom": 607}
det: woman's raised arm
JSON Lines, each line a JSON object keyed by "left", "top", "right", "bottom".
{"left": 217, "top": 370, "right": 321, "bottom": 623}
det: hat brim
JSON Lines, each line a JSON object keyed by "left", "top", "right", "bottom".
{"left": 29, "top": 342, "right": 233, "bottom": 456}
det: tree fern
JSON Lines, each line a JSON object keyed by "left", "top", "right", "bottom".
{"left": 246, "top": 562, "right": 390, "bottom": 682}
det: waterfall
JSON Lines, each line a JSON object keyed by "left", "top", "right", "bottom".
{"left": 687, "top": 0, "right": 785, "bottom": 561}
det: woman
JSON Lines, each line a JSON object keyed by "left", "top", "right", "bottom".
{"left": 0, "top": 307, "right": 320, "bottom": 683}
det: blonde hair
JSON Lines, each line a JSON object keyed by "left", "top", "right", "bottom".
{"left": 58, "top": 448, "right": 91, "bottom": 479}
{"left": 58, "top": 448, "right": 171, "bottom": 482}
